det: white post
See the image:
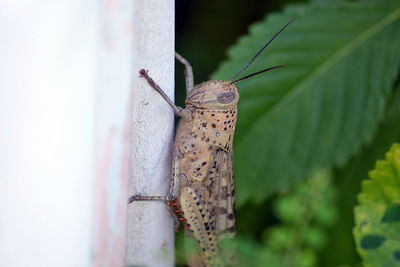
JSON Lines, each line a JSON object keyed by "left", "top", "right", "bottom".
{"left": 0, "top": 1, "right": 174, "bottom": 266}
{"left": 126, "top": 1, "right": 175, "bottom": 266}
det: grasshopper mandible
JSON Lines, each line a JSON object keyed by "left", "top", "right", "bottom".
{"left": 130, "top": 19, "right": 294, "bottom": 266}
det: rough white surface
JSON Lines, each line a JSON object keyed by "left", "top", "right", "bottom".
{"left": 0, "top": 1, "right": 174, "bottom": 266}
{"left": 0, "top": 1, "right": 97, "bottom": 266}
{"left": 127, "top": 0, "right": 175, "bottom": 266}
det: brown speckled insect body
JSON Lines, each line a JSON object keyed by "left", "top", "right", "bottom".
{"left": 137, "top": 67, "right": 238, "bottom": 266}
{"left": 172, "top": 80, "right": 239, "bottom": 264}
{"left": 131, "top": 19, "right": 294, "bottom": 267}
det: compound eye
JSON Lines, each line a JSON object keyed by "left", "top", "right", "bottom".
{"left": 217, "top": 91, "right": 236, "bottom": 104}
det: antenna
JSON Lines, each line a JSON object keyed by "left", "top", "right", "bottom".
{"left": 231, "top": 65, "right": 284, "bottom": 84}
{"left": 230, "top": 18, "right": 295, "bottom": 81}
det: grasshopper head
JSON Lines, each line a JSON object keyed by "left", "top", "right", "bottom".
{"left": 186, "top": 80, "right": 239, "bottom": 110}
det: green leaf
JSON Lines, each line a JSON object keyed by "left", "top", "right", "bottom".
{"left": 211, "top": 0, "right": 400, "bottom": 205}
{"left": 354, "top": 143, "right": 400, "bottom": 266}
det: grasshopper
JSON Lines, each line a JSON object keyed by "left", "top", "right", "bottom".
{"left": 130, "top": 19, "right": 294, "bottom": 266}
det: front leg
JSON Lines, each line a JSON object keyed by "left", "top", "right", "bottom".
{"left": 175, "top": 52, "right": 194, "bottom": 93}
{"left": 139, "top": 69, "right": 190, "bottom": 119}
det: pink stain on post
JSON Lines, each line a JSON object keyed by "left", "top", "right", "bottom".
{"left": 92, "top": 89, "right": 132, "bottom": 266}
{"left": 92, "top": 125, "right": 129, "bottom": 267}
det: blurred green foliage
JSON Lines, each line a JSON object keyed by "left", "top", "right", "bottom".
{"left": 262, "top": 170, "right": 337, "bottom": 267}
{"left": 175, "top": 0, "right": 400, "bottom": 266}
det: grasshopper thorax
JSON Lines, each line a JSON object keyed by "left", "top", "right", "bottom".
{"left": 185, "top": 80, "right": 239, "bottom": 110}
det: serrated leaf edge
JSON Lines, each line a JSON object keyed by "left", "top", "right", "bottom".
{"left": 245, "top": 7, "right": 400, "bottom": 136}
